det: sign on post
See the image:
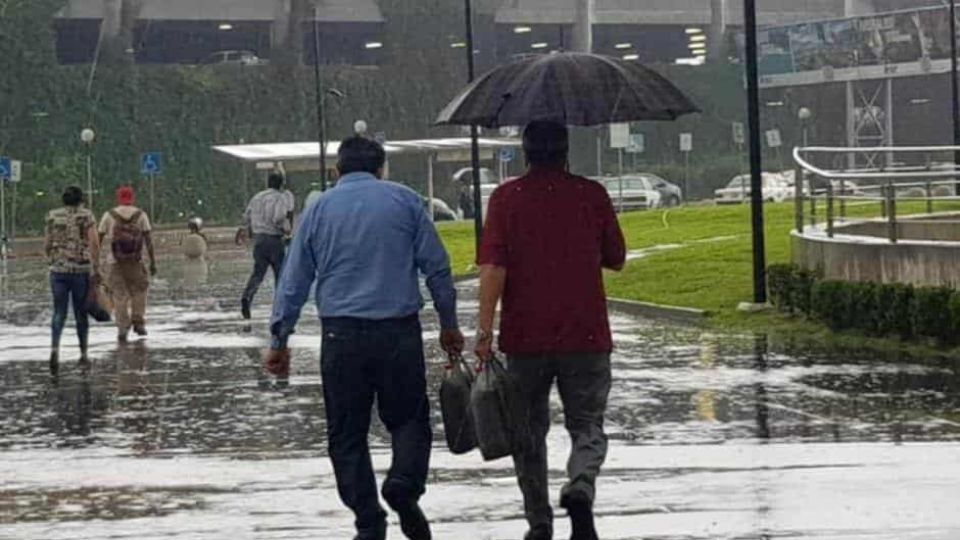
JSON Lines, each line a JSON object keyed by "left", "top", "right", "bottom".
{"left": 609, "top": 123, "right": 630, "bottom": 149}
{"left": 9, "top": 161, "right": 21, "bottom": 183}
{"left": 140, "top": 152, "right": 163, "bottom": 176}
{"left": 733, "top": 122, "right": 746, "bottom": 145}
{"left": 627, "top": 133, "right": 645, "bottom": 154}
{"left": 680, "top": 133, "right": 693, "bottom": 152}
{"left": 765, "top": 129, "right": 782, "bottom": 148}
{"left": 498, "top": 147, "right": 516, "bottom": 163}
{"left": 0, "top": 157, "right": 10, "bottom": 183}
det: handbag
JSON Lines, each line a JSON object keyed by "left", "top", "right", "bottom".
{"left": 439, "top": 353, "right": 477, "bottom": 454}
{"left": 84, "top": 275, "right": 112, "bottom": 323}
{"left": 470, "top": 354, "right": 525, "bottom": 461}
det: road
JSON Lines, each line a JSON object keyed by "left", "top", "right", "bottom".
{"left": 1, "top": 253, "right": 959, "bottom": 539}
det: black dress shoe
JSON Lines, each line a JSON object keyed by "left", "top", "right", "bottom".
{"left": 561, "top": 492, "right": 597, "bottom": 540}
{"left": 383, "top": 487, "right": 431, "bottom": 540}
{"left": 354, "top": 518, "right": 387, "bottom": 540}
{"left": 524, "top": 523, "right": 553, "bottom": 540}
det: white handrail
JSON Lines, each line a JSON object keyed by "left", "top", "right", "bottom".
{"left": 793, "top": 146, "right": 960, "bottom": 180}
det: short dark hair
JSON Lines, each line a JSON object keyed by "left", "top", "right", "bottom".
{"left": 267, "top": 172, "right": 285, "bottom": 190}
{"left": 523, "top": 121, "right": 569, "bottom": 167}
{"left": 62, "top": 186, "right": 84, "bottom": 207}
{"left": 338, "top": 136, "right": 386, "bottom": 175}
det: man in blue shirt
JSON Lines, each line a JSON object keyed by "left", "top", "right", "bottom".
{"left": 265, "top": 136, "right": 464, "bottom": 540}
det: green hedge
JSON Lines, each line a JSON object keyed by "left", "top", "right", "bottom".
{"left": 768, "top": 264, "right": 960, "bottom": 345}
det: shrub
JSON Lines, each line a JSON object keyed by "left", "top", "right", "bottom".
{"left": 791, "top": 268, "right": 819, "bottom": 316}
{"left": 767, "top": 264, "right": 795, "bottom": 313}
{"left": 767, "top": 264, "right": 957, "bottom": 345}
{"left": 848, "top": 281, "right": 880, "bottom": 335}
{"left": 876, "top": 283, "right": 915, "bottom": 340}
{"left": 811, "top": 280, "right": 852, "bottom": 331}
{"left": 912, "top": 287, "right": 955, "bottom": 344}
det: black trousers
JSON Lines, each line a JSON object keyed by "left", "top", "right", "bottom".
{"left": 508, "top": 353, "right": 612, "bottom": 530}
{"left": 320, "top": 315, "right": 431, "bottom": 536}
{"left": 241, "top": 234, "right": 285, "bottom": 304}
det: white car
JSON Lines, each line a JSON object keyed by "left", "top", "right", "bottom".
{"left": 595, "top": 177, "right": 661, "bottom": 211}
{"left": 202, "top": 50, "right": 266, "bottom": 66}
{"left": 715, "top": 173, "right": 792, "bottom": 204}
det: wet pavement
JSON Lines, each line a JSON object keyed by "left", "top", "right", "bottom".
{"left": 2, "top": 252, "right": 960, "bottom": 539}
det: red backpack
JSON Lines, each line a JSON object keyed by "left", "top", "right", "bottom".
{"left": 110, "top": 209, "right": 145, "bottom": 263}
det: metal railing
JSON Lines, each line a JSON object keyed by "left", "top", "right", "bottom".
{"left": 793, "top": 146, "right": 960, "bottom": 243}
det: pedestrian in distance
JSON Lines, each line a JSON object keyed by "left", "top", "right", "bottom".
{"left": 474, "top": 121, "right": 627, "bottom": 540}
{"left": 45, "top": 186, "right": 101, "bottom": 373}
{"left": 239, "top": 172, "right": 294, "bottom": 320}
{"left": 98, "top": 186, "right": 157, "bottom": 343}
{"left": 264, "top": 135, "right": 465, "bottom": 540}
{"left": 181, "top": 217, "right": 208, "bottom": 260}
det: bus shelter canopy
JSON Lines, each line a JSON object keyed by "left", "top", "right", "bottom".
{"left": 212, "top": 137, "right": 521, "bottom": 171}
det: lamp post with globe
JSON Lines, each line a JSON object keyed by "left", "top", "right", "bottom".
{"left": 80, "top": 128, "right": 96, "bottom": 210}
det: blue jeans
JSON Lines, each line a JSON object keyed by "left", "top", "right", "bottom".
{"left": 320, "top": 314, "right": 431, "bottom": 537}
{"left": 50, "top": 272, "right": 90, "bottom": 353}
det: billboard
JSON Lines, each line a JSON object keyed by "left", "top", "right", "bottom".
{"left": 744, "top": 5, "right": 958, "bottom": 87}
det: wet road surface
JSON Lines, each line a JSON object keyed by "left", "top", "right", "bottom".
{"left": 2, "top": 253, "right": 960, "bottom": 539}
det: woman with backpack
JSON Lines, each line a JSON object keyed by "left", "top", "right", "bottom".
{"left": 44, "top": 186, "right": 100, "bottom": 373}
{"left": 98, "top": 186, "right": 157, "bottom": 343}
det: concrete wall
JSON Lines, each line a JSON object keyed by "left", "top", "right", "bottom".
{"left": 793, "top": 232, "right": 960, "bottom": 288}
{"left": 836, "top": 220, "right": 960, "bottom": 243}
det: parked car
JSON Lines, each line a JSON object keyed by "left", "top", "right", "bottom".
{"left": 423, "top": 197, "right": 458, "bottom": 222}
{"left": 202, "top": 50, "right": 266, "bottom": 66}
{"left": 594, "top": 176, "right": 661, "bottom": 211}
{"left": 453, "top": 167, "right": 500, "bottom": 219}
{"left": 714, "top": 173, "right": 792, "bottom": 204}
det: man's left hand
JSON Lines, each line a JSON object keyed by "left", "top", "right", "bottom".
{"left": 440, "top": 328, "right": 465, "bottom": 355}
{"left": 149, "top": 262, "right": 158, "bottom": 276}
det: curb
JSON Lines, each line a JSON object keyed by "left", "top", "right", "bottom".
{"left": 606, "top": 297, "right": 708, "bottom": 325}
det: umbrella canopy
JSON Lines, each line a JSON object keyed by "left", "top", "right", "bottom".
{"left": 436, "top": 52, "right": 700, "bottom": 128}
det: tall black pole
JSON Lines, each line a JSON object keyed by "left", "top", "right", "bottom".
{"left": 313, "top": 10, "right": 328, "bottom": 191}
{"left": 465, "top": 0, "right": 483, "bottom": 250}
{"left": 950, "top": 1, "right": 960, "bottom": 194}
{"left": 744, "top": 0, "right": 767, "bottom": 304}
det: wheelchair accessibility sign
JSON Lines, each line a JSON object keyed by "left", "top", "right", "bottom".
{"left": 140, "top": 152, "right": 163, "bottom": 176}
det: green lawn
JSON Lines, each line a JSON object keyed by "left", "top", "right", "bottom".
{"left": 438, "top": 200, "right": 960, "bottom": 314}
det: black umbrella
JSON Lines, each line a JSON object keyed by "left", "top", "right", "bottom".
{"left": 436, "top": 52, "right": 700, "bottom": 128}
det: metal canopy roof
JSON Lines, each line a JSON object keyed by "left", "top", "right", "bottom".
{"left": 213, "top": 138, "right": 521, "bottom": 164}
{"left": 58, "top": 0, "right": 384, "bottom": 23}
{"left": 495, "top": 0, "right": 844, "bottom": 26}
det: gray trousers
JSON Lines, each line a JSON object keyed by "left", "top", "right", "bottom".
{"left": 242, "top": 234, "right": 285, "bottom": 304}
{"left": 507, "top": 353, "right": 612, "bottom": 530}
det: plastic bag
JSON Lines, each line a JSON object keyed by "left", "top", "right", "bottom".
{"left": 470, "top": 354, "right": 522, "bottom": 461}
{"left": 84, "top": 275, "right": 112, "bottom": 323}
{"left": 439, "top": 353, "right": 477, "bottom": 454}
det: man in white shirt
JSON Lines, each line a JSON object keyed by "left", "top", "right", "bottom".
{"left": 239, "top": 172, "right": 294, "bottom": 319}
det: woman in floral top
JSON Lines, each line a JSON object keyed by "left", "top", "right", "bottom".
{"left": 44, "top": 186, "right": 100, "bottom": 372}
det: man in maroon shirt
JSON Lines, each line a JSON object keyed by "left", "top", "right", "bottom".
{"left": 475, "top": 121, "right": 626, "bottom": 540}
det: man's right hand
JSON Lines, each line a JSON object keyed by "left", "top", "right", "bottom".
{"left": 263, "top": 347, "right": 291, "bottom": 377}
{"left": 440, "top": 328, "right": 465, "bottom": 355}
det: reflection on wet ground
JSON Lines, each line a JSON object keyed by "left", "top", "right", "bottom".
{"left": 2, "top": 254, "right": 960, "bottom": 539}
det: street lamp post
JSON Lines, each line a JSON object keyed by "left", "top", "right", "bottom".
{"left": 949, "top": 1, "right": 960, "bottom": 194}
{"left": 80, "top": 128, "right": 96, "bottom": 210}
{"left": 743, "top": 0, "right": 767, "bottom": 305}
{"left": 798, "top": 107, "right": 812, "bottom": 147}
{"left": 464, "top": 0, "right": 483, "bottom": 250}
{"left": 313, "top": 3, "right": 329, "bottom": 192}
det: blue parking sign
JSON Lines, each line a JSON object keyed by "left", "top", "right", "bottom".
{"left": 140, "top": 152, "right": 163, "bottom": 176}
{"left": 0, "top": 157, "right": 10, "bottom": 182}
{"left": 498, "top": 147, "right": 516, "bottom": 163}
